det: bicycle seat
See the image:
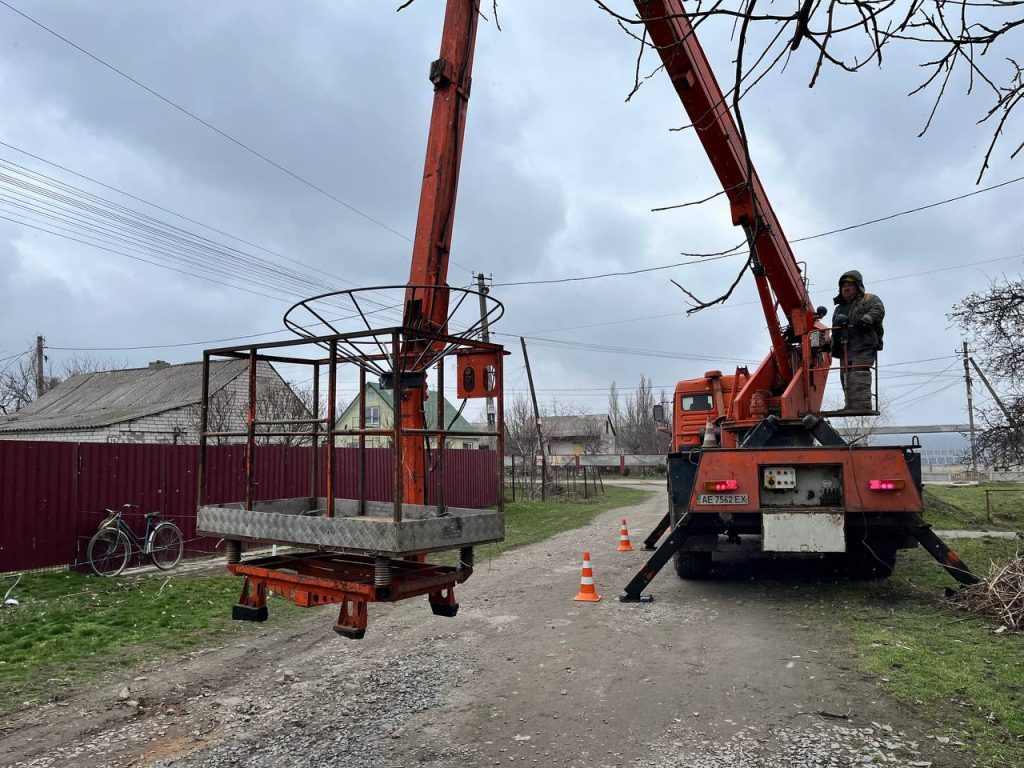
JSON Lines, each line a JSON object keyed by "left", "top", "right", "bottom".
{"left": 144, "top": 511, "right": 161, "bottom": 519}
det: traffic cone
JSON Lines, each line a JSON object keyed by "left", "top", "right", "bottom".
{"left": 616, "top": 518, "right": 634, "bottom": 552}
{"left": 573, "top": 551, "right": 601, "bottom": 602}
{"left": 702, "top": 416, "right": 718, "bottom": 448}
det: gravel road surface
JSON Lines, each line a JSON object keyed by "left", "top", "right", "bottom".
{"left": 3, "top": 481, "right": 968, "bottom": 767}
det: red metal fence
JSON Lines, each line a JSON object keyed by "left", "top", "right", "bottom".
{"left": 0, "top": 441, "right": 499, "bottom": 573}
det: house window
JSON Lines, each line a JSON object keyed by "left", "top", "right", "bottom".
{"left": 367, "top": 406, "right": 381, "bottom": 427}
{"left": 462, "top": 441, "right": 473, "bottom": 450}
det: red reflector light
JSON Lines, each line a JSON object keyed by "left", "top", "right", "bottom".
{"left": 869, "top": 479, "right": 905, "bottom": 491}
{"left": 704, "top": 479, "right": 738, "bottom": 492}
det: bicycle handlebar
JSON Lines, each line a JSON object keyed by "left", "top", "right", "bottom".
{"left": 101, "top": 503, "right": 141, "bottom": 521}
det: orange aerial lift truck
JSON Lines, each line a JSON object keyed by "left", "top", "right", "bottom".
{"left": 620, "top": 0, "right": 978, "bottom": 600}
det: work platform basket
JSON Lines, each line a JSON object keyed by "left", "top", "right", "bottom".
{"left": 195, "top": 285, "right": 506, "bottom": 636}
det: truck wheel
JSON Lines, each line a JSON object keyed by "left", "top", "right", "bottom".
{"left": 846, "top": 544, "right": 896, "bottom": 580}
{"left": 673, "top": 551, "right": 712, "bottom": 579}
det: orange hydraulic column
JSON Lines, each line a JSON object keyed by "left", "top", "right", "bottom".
{"left": 400, "top": 0, "right": 480, "bottom": 505}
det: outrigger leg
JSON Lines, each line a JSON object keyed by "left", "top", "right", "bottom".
{"left": 619, "top": 513, "right": 694, "bottom": 602}
{"left": 231, "top": 577, "right": 269, "bottom": 622}
{"left": 909, "top": 514, "right": 980, "bottom": 586}
{"left": 642, "top": 513, "right": 671, "bottom": 551}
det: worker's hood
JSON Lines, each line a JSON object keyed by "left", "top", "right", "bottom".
{"left": 834, "top": 269, "right": 865, "bottom": 303}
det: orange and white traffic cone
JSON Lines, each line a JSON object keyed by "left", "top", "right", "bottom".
{"left": 574, "top": 551, "right": 601, "bottom": 602}
{"left": 616, "top": 518, "right": 634, "bottom": 552}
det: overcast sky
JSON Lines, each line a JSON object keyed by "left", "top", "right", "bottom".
{"left": 0, "top": 0, "right": 1021, "bottom": 428}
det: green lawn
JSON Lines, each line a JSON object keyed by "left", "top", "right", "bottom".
{"left": 787, "top": 538, "right": 1024, "bottom": 768}
{"left": 500, "top": 485, "right": 649, "bottom": 551}
{"left": 0, "top": 486, "right": 649, "bottom": 712}
{"left": 924, "top": 482, "right": 1024, "bottom": 531}
{"left": 0, "top": 569, "right": 303, "bottom": 711}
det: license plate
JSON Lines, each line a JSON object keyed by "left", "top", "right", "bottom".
{"left": 696, "top": 493, "right": 749, "bottom": 505}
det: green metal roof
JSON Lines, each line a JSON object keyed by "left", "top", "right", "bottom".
{"left": 340, "top": 382, "right": 478, "bottom": 433}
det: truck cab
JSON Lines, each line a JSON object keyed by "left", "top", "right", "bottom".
{"left": 672, "top": 370, "right": 745, "bottom": 449}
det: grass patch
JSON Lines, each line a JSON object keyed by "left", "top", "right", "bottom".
{"left": 924, "top": 483, "right": 1024, "bottom": 531}
{"left": 787, "top": 538, "right": 1024, "bottom": 767}
{"left": 500, "top": 485, "right": 650, "bottom": 551}
{"left": 0, "top": 486, "right": 649, "bottom": 712}
{"left": 0, "top": 569, "right": 301, "bottom": 712}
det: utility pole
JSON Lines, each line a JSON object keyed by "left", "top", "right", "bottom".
{"left": 961, "top": 341, "right": 978, "bottom": 472}
{"left": 476, "top": 273, "right": 495, "bottom": 428}
{"left": 520, "top": 336, "right": 547, "bottom": 501}
{"left": 34, "top": 335, "right": 45, "bottom": 399}
{"left": 968, "top": 357, "right": 1015, "bottom": 426}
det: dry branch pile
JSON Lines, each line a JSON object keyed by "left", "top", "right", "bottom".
{"left": 945, "top": 550, "right": 1024, "bottom": 633}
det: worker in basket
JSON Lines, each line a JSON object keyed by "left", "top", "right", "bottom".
{"left": 831, "top": 270, "right": 885, "bottom": 411}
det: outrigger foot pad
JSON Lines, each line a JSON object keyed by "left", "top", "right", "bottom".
{"left": 618, "top": 593, "right": 654, "bottom": 603}
{"left": 430, "top": 603, "right": 460, "bottom": 617}
{"left": 429, "top": 588, "right": 459, "bottom": 617}
{"left": 333, "top": 626, "right": 366, "bottom": 640}
{"left": 232, "top": 604, "right": 268, "bottom": 622}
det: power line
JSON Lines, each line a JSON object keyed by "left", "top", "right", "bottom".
{"left": 493, "top": 244, "right": 745, "bottom": 287}
{"left": 0, "top": 151, "right": 374, "bottom": 300}
{"left": 0, "top": 138, "right": 355, "bottom": 288}
{"left": 0, "top": 153, "right": 405, "bottom": 319}
{"left": 0, "top": 2, "right": 476, "bottom": 278}
{"left": 0, "top": 1, "right": 407, "bottom": 239}
{"left": 0, "top": 345, "right": 34, "bottom": 377}
{"left": 0, "top": 157, "right": 336, "bottom": 298}
{"left": 47, "top": 331, "right": 291, "bottom": 353}
{"left": 887, "top": 360, "right": 961, "bottom": 406}
{"left": 870, "top": 254, "right": 1024, "bottom": 285}
{"left": 493, "top": 175, "right": 1024, "bottom": 288}
{"left": 0, "top": 212, "right": 285, "bottom": 301}
{"left": 887, "top": 379, "right": 962, "bottom": 410}
{"left": 791, "top": 174, "right": 1024, "bottom": 244}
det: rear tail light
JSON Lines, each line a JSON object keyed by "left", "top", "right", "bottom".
{"left": 704, "top": 479, "right": 739, "bottom": 492}
{"left": 869, "top": 479, "right": 905, "bottom": 491}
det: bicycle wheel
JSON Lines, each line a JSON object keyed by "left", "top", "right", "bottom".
{"left": 88, "top": 528, "right": 130, "bottom": 576}
{"left": 149, "top": 522, "right": 184, "bottom": 570}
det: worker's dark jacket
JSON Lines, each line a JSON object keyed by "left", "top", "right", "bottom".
{"left": 831, "top": 270, "right": 884, "bottom": 358}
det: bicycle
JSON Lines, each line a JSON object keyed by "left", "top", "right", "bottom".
{"left": 87, "top": 504, "right": 184, "bottom": 576}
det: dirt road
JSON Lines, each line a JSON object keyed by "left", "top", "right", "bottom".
{"left": 4, "top": 481, "right": 967, "bottom": 767}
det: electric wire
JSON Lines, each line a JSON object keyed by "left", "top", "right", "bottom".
{"left": 0, "top": 212, "right": 287, "bottom": 302}
{"left": 887, "top": 359, "right": 962, "bottom": 406}
{"left": 493, "top": 176, "right": 1024, "bottom": 288}
{"left": 0, "top": 156, "right": 406, "bottom": 320}
{"left": 0, "top": 349, "right": 30, "bottom": 365}
{"left": 0, "top": 1, "right": 404, "bottom": 239}
{"left": 0, "top": 345, "right": 34, "bottom": 378}
{"left": 0, "top": 2, "right": 476, "bottom": 278}
{"left": 886, "top": 379, "right": 962, "bottom": 410}
{"left": 0, "top": 138, "right": 357, "bottom": 287}
{"left": 0, "top": 158, "right": 350, "bottom": 297}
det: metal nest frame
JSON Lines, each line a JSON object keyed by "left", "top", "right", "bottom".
{"left": 195, "top": 305, "right": 506, "bottom": 546}
{"left": 282, "top": 284, "right": 504, "bottom": 378}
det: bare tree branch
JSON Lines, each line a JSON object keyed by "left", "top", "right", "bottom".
{"left": 596, "top": 1, "right": 1022, "bottom": 181}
